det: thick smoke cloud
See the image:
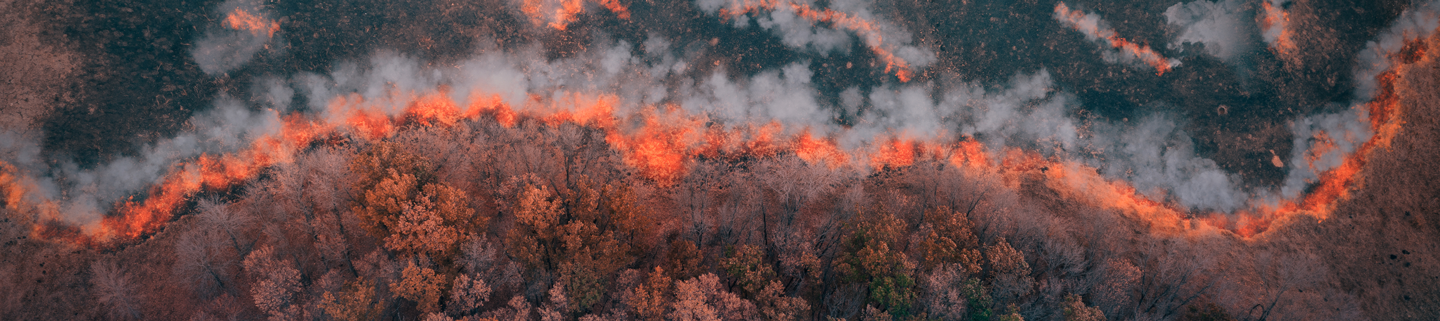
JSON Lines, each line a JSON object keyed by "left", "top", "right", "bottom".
{"left": 208, "top": 28, "right": 1246, "bottom": 213}
{"left": 1351, "top": 1, "right": 1440, "bottom": 101}
{"left": 1085, "top": 116, "right": 1246, "bottom": 211}
{"left": 1280, "top": 1, "right": 1440, "bottom": 199}
{"left": 1, "top": 97, "right": 285, "bottom": 225}
{"left": 1164, "top": 0, "right": 1249, "bottom": 60}
{"left": 17, "top": 0, "right": 1439, "bottom": 230}
{"left": 191, "top": 0, "right": 280, "bottom": 75}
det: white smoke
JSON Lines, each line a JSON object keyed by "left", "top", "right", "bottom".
{"left": 1281, "top": 1, "right": 1440, "bottom": 199}
{"left": 191, "top": 0, "right": 281, "bottom": 75}
{"left": 1053, "top": 3, "right": 1182, "bottom": 71}
{"left": 20, "top": 0, "right": 1440, "bottom": 229}
{"left": 679, "top": 63, "right": 830, "bottom": 127}
{"left": 0, "top": 97, "right": 285, "bottom": 225}
{"left": 1259, "top": 0, "right": 1290, "bottom": 48}
{"left": 1281, "top": 110, "right": 1371, "bottom": 198}
{"left": 695, "top": 0, "right": 936, "bottom": 69}
{"left": 1084, "top": 115, "right": 1246, "bottom": 211}
{"left": 274, "top": 33, "right": 1264, "bottom": 211}
{"left": 1351, "top": 1, "right": 1440, "bottom": 101}
{"left": 1164, "top": 0, "right": 1249, "bottom": 60}
{"left": 942, "top": 71, "right": 1078, "bottom": 152}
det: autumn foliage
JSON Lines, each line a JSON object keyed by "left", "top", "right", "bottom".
{"left": 6, "top": 108, "right": 1364, "bottom": 320}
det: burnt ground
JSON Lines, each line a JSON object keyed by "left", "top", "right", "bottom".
{"left": 2, "top": 0, "right": 1438, "bottom": 318}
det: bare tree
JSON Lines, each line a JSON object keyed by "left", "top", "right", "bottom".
{"left": 1131, "top": 238, "right": 1216, "bottom": 320}
{"left": 91, "top": 260, "right": 142, "bottom": 320}
{"left": 196, "top": 198, "right": 251, "bottom": 254}
{"left": 174, "top": 226, "right": 233, "bottom": 297}
{"left": 244, "top": 245, "right": 302, "bottom": 320}
{"left": 676, "top": 161, "right": 726, "bottom": 244}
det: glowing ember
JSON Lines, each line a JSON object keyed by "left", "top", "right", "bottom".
{"left": 1260, "top": 1, "right": 1296, "bottom": 56}
{"left": 793, "top": 131, "right": 848, "bottom": 168}
{"left": 18, "top": 29, "right": 1431, "bottom": 246}
{"left": 716, "top": 0, "right": 919, "bottom": 81}
{"left": 223, "top": 8, "right": 280, "bottom": 37}
{"left": 522, "top": 0, "right": 631, "bottom": 30}
{"left": 1054, "top": 2, "right": 1181, "bottom": 75}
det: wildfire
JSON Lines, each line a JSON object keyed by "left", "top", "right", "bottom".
{"left": 793, "top": 130, "right": 848, "bottom": 168}
{"left": 521, "top": 0, "right": 631, "bottom": 31}
{"left": 12, "top": 18, "right": 1432, "bottom": 247}
{"left": 1053, "top": 2, "right": 1181, "bottom": 75}
{"left": 716, "top": 0, "right": 919, "bottom": 81}
{"left": 223, "top": 7, "right": 280, "bottom": 38}
{"left": 1260, "top": 1, "right": 1296, "bottom": 56}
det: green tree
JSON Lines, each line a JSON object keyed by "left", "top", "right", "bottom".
{"left": 913, "top": 207, "right": 982, "bottom": 274}
{"left": 720, "top": 244, "right": 776, "bottom": 298}
{"left": 836, "top": 210, "right": 917, "bottom": 318}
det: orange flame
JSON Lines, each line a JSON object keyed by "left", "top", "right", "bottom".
{"left": 1302, "top": 131, "right": 1339, "bottom": 173}
{"left": 21, "top": 32, "right": 1429, "bottom": 245}
{"left": 522, "top": 0, "right": 631, "bottom": 30}
{"left": 223, "top": 8, "right": 280, "bottom": 37}
{"left": 793, "top": 130, "right": 848, "bottom": 168}
{"left": 1260, "top": 1, "right": 1296, "bottom": 56}
{"left": 717, "top": 0, "right": 918, "bottom": 81}
{"left": 1054, "top": 2, "right": 1179, "bottom": 75}
{"left": 869, "top": 138, "right": 916, "bottom": 169}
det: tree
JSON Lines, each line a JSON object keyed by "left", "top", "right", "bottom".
{"left": 755, "top": 280, "right": 810, "bottom": 321}
{"left": 985, "top": 238, "right": 1033, "bottom": 304}
{"left": 720, "top": 245, "right": 776, "bottom": 298}
{"left": 539, "top": 282, "right": 572, "bottom": 321}
{"left": 629, "top": 267, "right": 673, "bottom": 321}
{"left": 359, "top": 168, "right": 481, "bottom": 261}
{"left": 1062, "top": 293, "right": 1105, "bottom": 321}
{"left": 91, "top": 260, "right": 142, "bottom": 320}
{"left": 174, "top": 226, "right": 232, "bottom": 297}
{"left": 666, "top": 239, "right": 705, "bottom": 281}
{"left": 351, "top": 141, "right": 435, "bottom": 195}
{"left": 912, "top": 207, "right": 982, "bottom": 273}
{"left": 676, "top": 161, "right": 725, "bottom": 244}
{"left": 836, "top": 210, "right": 917, "bottom": 318}
{"left": 392, "top": 260, "right": 449, "bottom": 313}
{"left": 389, "top": 182, "right": 477, "bottom": 258}
{"left": 1133, "top": 239, "right": 1216, "bottom": 320}
{"left": 322, "top": 277, "right": 383, "bottom": 321}
{"left": 996, "top": 304, "right": 1024, "bottom": 321}
{"left": 918, "top": 263, "right": 973, "bottom": 320}
{"left": 448, "top": 273, "right": 491, "bottom": 316}
{"left": 196, "top": 198, "right": 251, "bottom": 253}
{"left": 506, "top": 181, "right": 635, "bottom": 314}
{"left": 1091, "top": 257, "right": 1140, "bottom": 316}
{"left": 670, "top": 273, "right": 757, "bottom": 321}
{"left": 243, "top": 246, "right": 302, "bottom": 320}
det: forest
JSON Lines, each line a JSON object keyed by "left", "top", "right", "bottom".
{"left": 3, "top": 112, "right": 1365, "bottom": 320}
{"left": 3, "top": 0, "right": 1438, "bottom": 319}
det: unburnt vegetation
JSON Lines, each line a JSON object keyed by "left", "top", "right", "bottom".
{"left": 5, "top": 105, "right": 1416, "bottom": 320}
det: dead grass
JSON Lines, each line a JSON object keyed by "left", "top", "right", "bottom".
{"left": 1297, "top": 32, "right": 1440, "bottom": 319}
{"left": 0, "top": 0, "right": 78, "bottom": 133}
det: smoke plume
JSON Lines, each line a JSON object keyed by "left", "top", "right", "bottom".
{"left": 1164, "top": 0, "right": 1250, "bottom": 60}
{"left": 191, "top": 0, "right": 281, "bottom": 75}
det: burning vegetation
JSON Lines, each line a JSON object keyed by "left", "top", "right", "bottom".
{"left": 1, "top": 0, "right": 1438, "bottom": 320}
